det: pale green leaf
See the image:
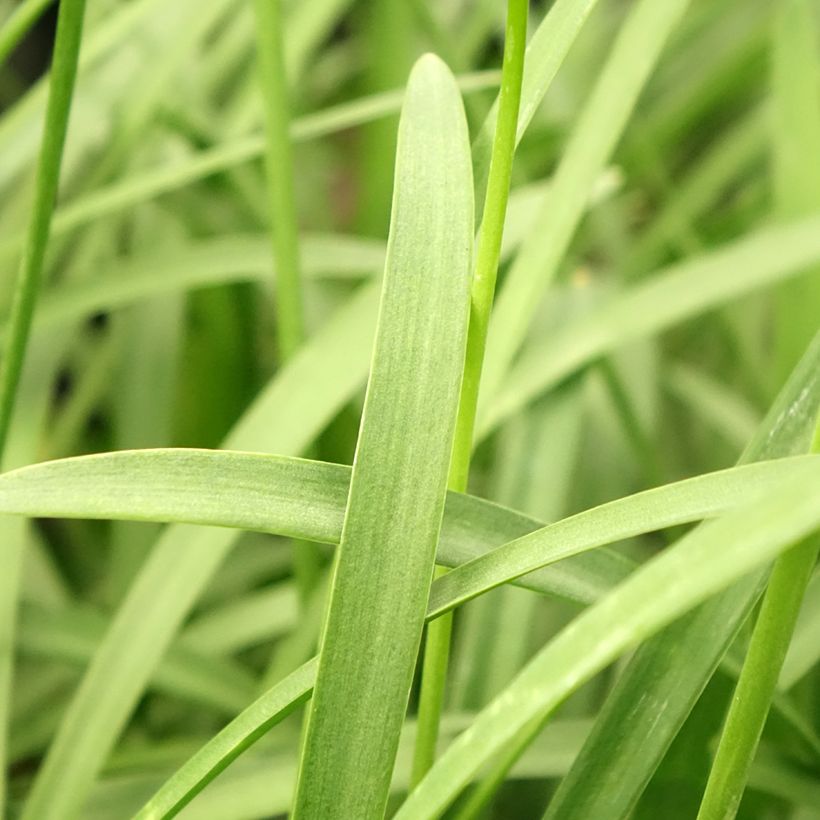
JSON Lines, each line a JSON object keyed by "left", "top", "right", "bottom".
{"left": 292, "top": 53, "right": 474, "bottom": 820}
{"left": 395, "top": 465, "right": 820, "bottom": 819}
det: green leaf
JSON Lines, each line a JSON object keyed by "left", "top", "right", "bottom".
{"left": 2, "top": 452, "right": 816, "bottom": 818}
{"left": 471, "top": 0, "right": 601, "bottom": 200}
{"left": 694, "top": 3, "right": 820, "bottom": 814}
{"left": 0, "top": 0, "right": 85, "bottom": 811}
{"left": 771, "top": 0, "right": 820, "bottom": 381}
{"left": 0, "top": 73, "right": 498, "bottom": 266}
{"left": 483, "top": 216, "right": 820, "bottom": 437}
{"left": 18, "top": 281, "right": 379, "bottom": 820}
{"left": 664, "top": 363, "right": 760, "bottom": 451}
{"left": 292, "top": 52, "right": 474, "bottom": 820}
{"left": 542, "top": 331, "right": 820, "bottom": 820}
{"left": 477, "top": 0, "right": 692, "bottom": 409}
{"left": 395, "top": 464, "right": 820, "bottom": 819}
{"left": 0, "top": 0, "right": 54, "bottom": 69}
{"left": 5, "top": 449, "right": 819, "bottom": 616}
{"left": 10, "top": 233, "right": 383, "bottom": 345}
{"left": 104, "top": 452, "right": 804, "bottom": 820}
{"left": 426, "top": 456, "right": 819, "bottom": 618}
{"left": 779, "top": 568, "right": 820, "bottom": 689}
{"left": 696, "top": 537, "right": 820, "bottom": 820}
{"left": 0, "top": 447, "right": 634, "bottom": 606}
{"left": 253, "top": 0, "right": 305, "bottom": 361}
{"left": 132, "top": 659, "right": 316, "bottom": 820}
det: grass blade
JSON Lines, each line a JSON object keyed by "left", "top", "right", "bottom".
{"left": 425, "top": 456, "right": 819, "bottom": 618}
{"left": 779, "top": 569, "right": 820, "bottom": 689}
{"left": 132, "top": 659, "right": 317, "bottom": 820}
{"left": 0, "top": 1, "right": 85, "bottom": 810}
{"left": 0, "top": 73, "right": 498, "bottom": 266}
{"left": 14, "top": 233, "right": 383, "bottom": 343}
{"left": 0, "top": 0, "right": 54, "bottom": 69}
{"left": 2, "top": 451, "right": 815, "bottom": 610}
{"left": 413, "top": 0, "right": 528, "bottom": 784}
{"left": 696, "top": 536, "right": 819, "bottom": 820}
{"left": 542, "top": 331, "right": 820, "bottom": 820}
{"left": 17, "top": 283, "right": 378, "bottom": 820}
{"left": 292, "top": 53, "right": 473, "bottom": 819}
{"left": 471, "top": 0, "right": 601, "bottom": 199}
{"left": 478, "top": 0, "right": 691, "bottom": 408}
{"left": 0, "top": 0, "right": 85, "bottom": 450}
{"left": 694, "top": 3, "right": 820, "bottom": 812}
{"left": 394, "top": 464, "right": 820, "bottom": 820}
{"left": 0, "top": 447, "right": 631, "bottom": 604}
{"left": 484, "top": 216, "right": 820, "bottom": 437}
{"left": 770, "top": 0, "right": 820, "bottom": 382}
{"left": 253, "top": 0, "right": 305, "bottom": 361}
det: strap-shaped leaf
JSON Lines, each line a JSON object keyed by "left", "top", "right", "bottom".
{"left": 477, "top": 0, "right": 691, "bottom": 409}
{"left": 18, "top": 281, "right": 379, "bottom": 820}
{"left": 484, "top": 214, "right": 820, "bottom": 438}
{"left": 543, "top": 331, "right": 820, "bottom": 819}
{"left": 292, "top": 53, "right": 474, "bottom": 820}
{"left": 0, "top": 450, "right": 815, "bottom": 610}
{"left": 395, "top": 465, "right": 820, "bottom": 819}
{"left": 116, "top": 452, "right": 815, "bottom": 820}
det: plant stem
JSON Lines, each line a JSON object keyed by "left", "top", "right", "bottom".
{"left": 0, "top": 0, "right": 85, "bottom": 456}
{"left": 410, "top": 0, "right": 528, "bottom": 788}
{"left": 253, "top": 0, "right": 321, "bottom": 600}
{"left": 253, "top": 0, "right": 306, "bottom": 362}
{"left": 696, "top": 420, "right": 820, "bottom": 820}
{"left": 0, "top": 0, "right": 85, "bottom": 811}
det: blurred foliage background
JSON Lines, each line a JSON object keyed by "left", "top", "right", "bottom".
{"left": 1, "top": 0, "right": 820, "bottom": 817}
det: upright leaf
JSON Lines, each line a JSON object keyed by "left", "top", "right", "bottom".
{"left": 770, "top": 0, "right": 820, "bottom": 381}
{"left": 0, "top": 1, "right": 85, "bottom": 810}
{"left": 292, "top": 53, "right": 474, "bottom": 819}
{"left": 477, "top": 0, "right": 692, "bottom": 409}
{"left": 19, "top": 282, "right": 379, "bottom": 820}
{"left": 543, "top": 331, "right": 820, "bottom": 819}
{"left": 395, "top": 465, "right": 820, "bottom": 819}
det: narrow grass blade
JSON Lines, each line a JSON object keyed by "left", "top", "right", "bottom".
{"left": 0, "top": 0, "right": 54, "bottom": 68}
{"left": 6, "top": 452, "right": 816, "bottom": 611}
{"left": 696, "top": 536, "right": 820, "bottom": 820}
{"left": 394, "top": 465, "right": 820, "bottom": 820}
{"left": 471, "top": 0, "right": 601, "bottom": 198}
{"left": 17, "top": 283, "right": 379, "bottom": 820}
{"left": 0, "top": 341, "right": 61, "bottom": 812}
{"left": 0, "top": 2, "right": 85, "bottom": 811}
{"left": 542, "top": 332, "right": 820, "bottom": 820}
{"left": 664, "top": 363, "right": 760, "bottom": 451}
{"left": 125, "top": 711, "right": 816, "bottom": 820}
{"left": 0, "top": 74, "right": 498, "bottom": 266}
{"left": 253, "top": 0, "right": 305, "bottom": 361}
{"left": 695, "top": 3, "right": 820, "bottom": 808}
{"left": 779, "top": 569, "right": 820, "bottom": 689}
{"left": 478, "top": 0, "right": 691, "bottom": 408}
{"left": 770, "top": 0, "right": 820, "bottom": 382}
{"left": 0, "top": 0, "right": 85, "bottom": 450}
{"left": 16, "top": 233, "right": 383, "bottom": 344}
{"left": 425, "top": 456, "right": 819, "bottom": 618}
{"left": 293, "top": 53, "right": 474, "bottom": 820}
{"left": 484, "top": 216, "right": 820, "bottom": 437}
{"left": 0, "top": 447, "right": 631, "bottom": 605}
{"left": 131, "top": 659, "right": 317, "bottom": 820}
{"left": 253, "top": 0, "right": 320, "bottom": 599}
{"left": 413, "top": 0, "right": 528, "bottom": 785}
